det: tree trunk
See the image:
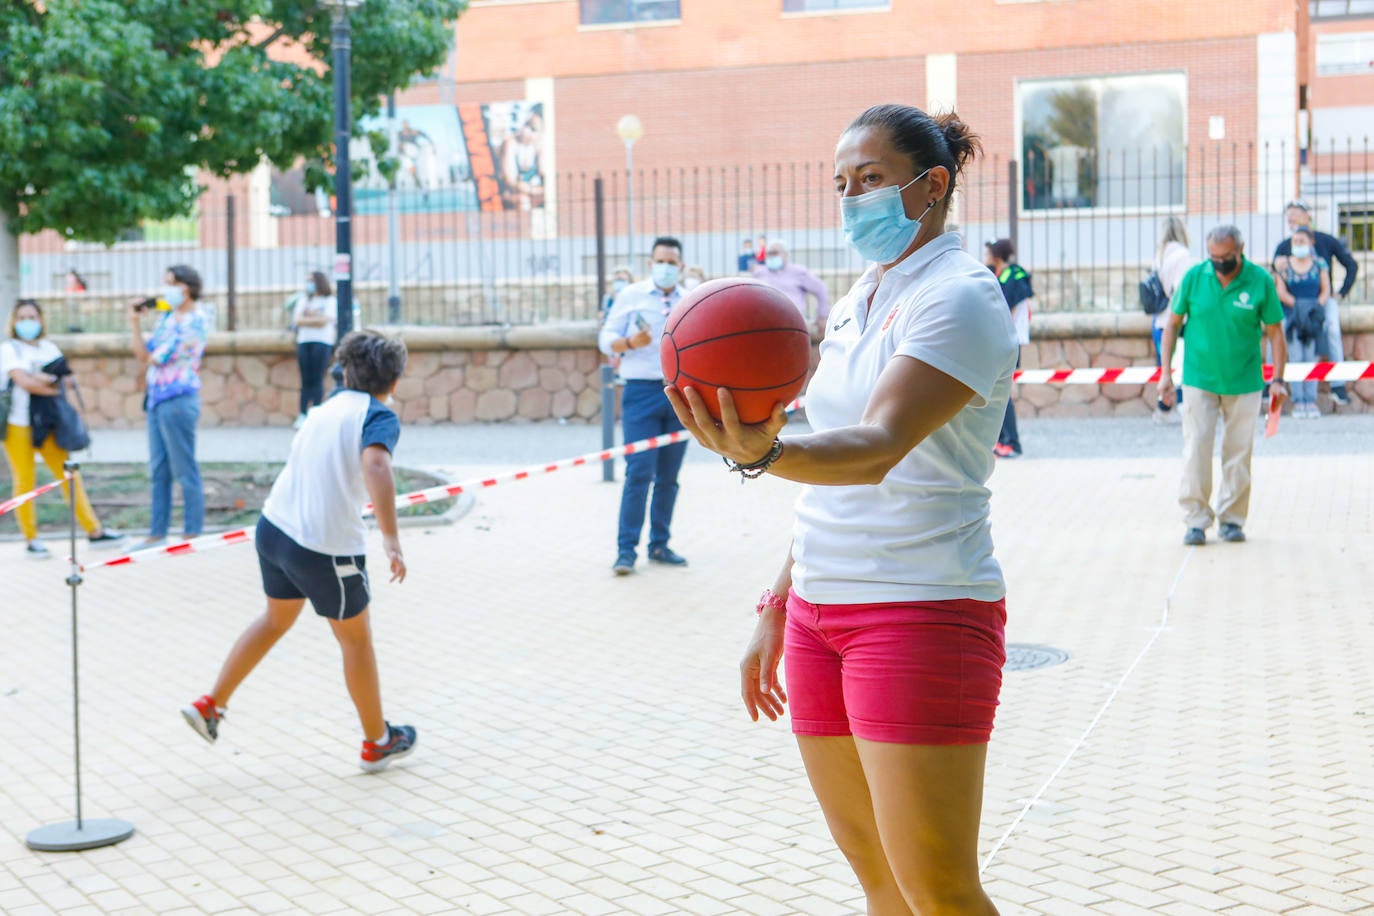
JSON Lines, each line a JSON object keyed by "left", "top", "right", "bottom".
{"left": 0, "top": 220, "right": 18, "bottom": 311}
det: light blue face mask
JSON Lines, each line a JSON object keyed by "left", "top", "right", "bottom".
{"left": 765, "top": 255, "right": 784, "bottom": 271}
{"left": 611, "top": 279, "right": 628, "bottom": 294}
{"left": 14, "top": 319, "right": 42, "bottom": 341}
{"left": 1291, "top": 243, "right": 1312, "bottom": 259}
{"left": 651, "top": 262, "right": 680, "bottom": 290}
{"left": 841, "top": 169, "right": 933, "bottom": 265}
{"left": 162, "top": 284, "right": 185, "bottom": 308}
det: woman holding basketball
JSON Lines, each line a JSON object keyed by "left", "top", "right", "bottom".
{"left": 668, "top": 104, "right": 1016, "bottom": 914}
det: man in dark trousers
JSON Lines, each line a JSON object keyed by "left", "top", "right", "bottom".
{"left": 984, "top": 239, "right": 1032, "bottom": 458}
{"left": 1272, "top": 200, "right": 1357, "bottom": 405}
{"left": 598, "top": 236, "right": 691, "bottom": 576}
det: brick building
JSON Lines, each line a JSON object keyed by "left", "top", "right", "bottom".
{"left": 21, "top": 1, "right": 1374, "bottom": 314}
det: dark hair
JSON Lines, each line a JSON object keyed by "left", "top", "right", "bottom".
{"left": 845, "top": 105, "right": 982, "bottom": 202}
{"left": 9, "top": 298, "right": 44, "bottom": 340}
{"left": 309, "top": 270, "right": 333, "bottom": 297}
{"left": 337, "top": 329, "right": 407, "bottom": 396}
{"left": 985, "top": 239, "right": 1015, "bottom": 263}
{"left": 1291, "top": 225, "right": 1315, "bottom": 241}
{"left": 167, "top": 264, "right": 202, "bottom": 301}
{"left": 651, "top": 236, "right": 683, "bottom": 257}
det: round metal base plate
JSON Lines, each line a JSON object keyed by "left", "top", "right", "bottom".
{"left": 26, "top": 819, "right": 135, "bottom": 852}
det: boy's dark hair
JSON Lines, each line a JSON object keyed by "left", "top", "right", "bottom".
{"left": 651, "top": 236, "right": 683, "bottom": 257}
{"left": 167, "top": 264, "right": 202, "bottom": 300}
{"left": 985, "top": 239, "right": 1015, "bottom": 263}
{"left": 337, "top": 329, "right": 407, "bottom": 396}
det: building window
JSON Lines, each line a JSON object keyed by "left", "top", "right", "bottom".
{"left": 783, "top": 0, "right": 887, "bottom": 11}
{"left": 1310, "top": 0, "right": 1374, "bottom": 21}
{"left": 1340, "top": 204, "right": 1374, "bottom": 251}
{"left": 1316, "top": 32, "right": 1374, "bottom": 75}
{"left": 579, "top": 0, "right": 679, "bottom": 25}
{"left": 1020, "top": 73, "right": 1186, "bottom": 211}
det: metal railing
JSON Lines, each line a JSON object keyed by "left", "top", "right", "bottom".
{"left": 20, "top": 138, "right": 1374, "bottom": 330}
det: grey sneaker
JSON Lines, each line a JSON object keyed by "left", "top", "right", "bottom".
{"left": 1183, "top": 528, "right": 1206, "bottom": 546}
{"left": 1219, "top": 523, "right": 1246, "bottom": 543}
{"left": 26, "top": 541, "right": 51, "bottom": 559}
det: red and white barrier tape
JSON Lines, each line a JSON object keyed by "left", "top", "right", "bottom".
{"left": 0, "top": 476, "right": 70, "bottom": 518}
{"left": 84, "top": 429, "right": 697, "bottom": 571}
{"left": 1014, "top": 360, "right": 1374, "bottom": 385}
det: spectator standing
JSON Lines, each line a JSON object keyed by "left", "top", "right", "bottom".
{"left": 752, "top": 239, "right": 831, "bottom": 336}
{"left": 983, "top": 238, "right": 1031, "bottom": 458}
{"left": 1152, "top": 216, "right": 1194, "bottom": 423}
{"left": 737, "top": 238, "right": 757, "bottom": 274}
{"left": 602, "top": 267, "right": 634, "bottom": 316}
{"left": 1272, "top": 200, "right": 1356, "bottom": 405}
{"left": 1158, "top": 226, "right": 1287, "bottom": 546}
{"left": 128, "top": 265, "right": 209, "bottom": 550}
{"left": 1273, "top": 227, "right": 1331, "bottom": 419}
{"left": 292, "top": 270, "right": 339, "bottom": 430}
{"left": 682, "top": 265, "right": 707, "bottom": 291}
{"left": 598, "top": 236, "right": 691, "bottom": 576}
{"left": 2, "top": 300, "right": 124, "bottom": 557}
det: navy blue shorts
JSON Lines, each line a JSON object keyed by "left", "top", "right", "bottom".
{"left": 256, "top": 517, "right": 370, "bottom": 620}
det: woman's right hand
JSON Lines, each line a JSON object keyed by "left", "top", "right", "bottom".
{"left": 740, "top": 608, "right": 787, "bottom": 722}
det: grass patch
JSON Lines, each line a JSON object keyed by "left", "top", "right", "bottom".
{"left": 1, "top": 462, "right": 451, "bottom": 536}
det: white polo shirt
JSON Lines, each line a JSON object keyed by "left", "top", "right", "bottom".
{"left": 791, "top": 232, "right": 1018, "bottom": 604}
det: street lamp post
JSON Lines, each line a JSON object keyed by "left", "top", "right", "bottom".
{"left": 616, "top": 115, "right": 643, "bottom": 259}
{"left": 328, "top": 0, "right": 364, "bottom": 349}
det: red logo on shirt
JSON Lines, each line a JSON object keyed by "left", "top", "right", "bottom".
{"left": 880, "top": 304, "right": 901, "bottom": 332}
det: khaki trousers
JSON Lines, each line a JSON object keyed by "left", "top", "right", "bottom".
{"left": 1178, "top": 385, "right": 1262, "bottom": 530}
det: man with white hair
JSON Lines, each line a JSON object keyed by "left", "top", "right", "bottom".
{"left": 752, "top": 239, "right": 831, "bottom": 337}
{"left": 1157, "top": 225, "right": 1287, "bottom": 547}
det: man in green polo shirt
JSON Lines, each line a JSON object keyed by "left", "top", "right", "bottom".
{"left": 1157, "top": 225, "right": 1288, "bottom": 546}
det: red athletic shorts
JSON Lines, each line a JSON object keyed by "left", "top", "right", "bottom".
{"left": 784, "top": 590, "right": 1007, "bottom": 745}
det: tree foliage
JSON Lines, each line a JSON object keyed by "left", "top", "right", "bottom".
{"left": 0, "top": 0, "right": 463, "bottom": 243}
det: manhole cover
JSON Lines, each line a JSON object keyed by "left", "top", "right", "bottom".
{"left": 1004, "top": 644, "right": 1069, "bottom": 672}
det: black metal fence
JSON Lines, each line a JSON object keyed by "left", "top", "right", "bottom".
{"left": 23, "top": 138, "right": 1374, "bottom": 331}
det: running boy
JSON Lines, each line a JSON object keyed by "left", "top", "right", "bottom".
{"left": 182, "top": 330, "right": 416, "bottom": 772}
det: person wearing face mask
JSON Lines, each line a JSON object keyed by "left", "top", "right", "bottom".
{"left": 668, "top": 105, "right": 1015, "bottom": 914}
{"left": 1273, "top": 227, "right": 1331, "bottom": 419}
{"left": 751, "top": 239, "right": 831, "bottom": 338}
{"left": 292, "top": 271, "right": 339, "bottom": 430}
{"left": 601, "top": 266, "right": 635, "bottom": 317}
{"left": 1157, "top": 226, "right": 1287, "bottom": 547}
{"left": 1272, "top": 200, "right": 1357, "bottom": 405}
{"left": 983, "top": 238, "right": 1032, "bottom": 458}
{"left": 1, "top": 300, "right": 124, "bottom": 558}
{"left": 681, "top": 265, "right": 707, "bottom": 291}
{"left": 597, "top": 237, "right": 691, "bottom": 576}
{"left": 127, "top": 264, "right": 210, "bottom": 551}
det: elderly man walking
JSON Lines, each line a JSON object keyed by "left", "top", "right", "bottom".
{"left": 1157, "top": 226, "right": 1288, "bottom": 546}
{"left": 752, "top": 239, "right": 831, "bottom": 337}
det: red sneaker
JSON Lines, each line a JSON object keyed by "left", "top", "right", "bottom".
{"left": 181, "top": 694, "right": 222, "bottom": 744}
{"left": 360, "top": 723, "right": 417, "bottom": 773}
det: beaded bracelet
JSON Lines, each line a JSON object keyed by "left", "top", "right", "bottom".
{"left": 755, "top": 587, "right": 788, "bottom": 616}
{"left": 723, "top": 438, "right": 784, "bottom": 482}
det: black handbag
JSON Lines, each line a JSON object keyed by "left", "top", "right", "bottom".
{"left": 50, "top": 374, "right": 91, "bottom": 453}
{"left": 1139, "top": 271, "right": 1169, "bottom": 315}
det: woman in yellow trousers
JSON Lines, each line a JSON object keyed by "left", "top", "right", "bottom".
{"left": 2, "top": 300, "right": 124, "bottom": 557}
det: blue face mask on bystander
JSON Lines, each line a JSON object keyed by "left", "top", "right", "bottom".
{"left": 651, "top": 262, "right": 680, "bottom": 290}
{"left": 14, "top": 319, "right": 42, "bottom": 341}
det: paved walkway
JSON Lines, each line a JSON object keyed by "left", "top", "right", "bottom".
{"left": 0, "top": 418, "right": 1371, "bottom": 914}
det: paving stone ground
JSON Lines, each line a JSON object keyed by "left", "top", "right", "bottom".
{"left": 0, "top": 422, "right": 1371, "bottom": 915}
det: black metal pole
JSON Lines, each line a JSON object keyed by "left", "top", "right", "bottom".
{"left": 594, "top": 177, "right": 615, "bottom": 482}
{"left": 226, "top": 195, "right": 237, "bottom": 331}
{"left": 329, "top": 7, "right": 354, "bottom": 388}
{"left": 1008, "top": 158, "right": 1019, "bottom": 255}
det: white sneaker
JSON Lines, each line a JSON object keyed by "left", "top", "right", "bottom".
{"left": 292, "top": 414, "right": 307, "bottom": 430}
{"left": 25, "top": 541, "right": 51, "bottom": 560}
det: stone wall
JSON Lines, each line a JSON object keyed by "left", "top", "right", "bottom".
{"left": 50, "top": 308, "right": 1374, "bottom": 428}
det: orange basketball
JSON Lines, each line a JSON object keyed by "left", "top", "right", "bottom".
{"left": 660, "top": 278, "right": 812, "bottom": 424}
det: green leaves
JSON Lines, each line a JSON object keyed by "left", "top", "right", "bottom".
{"left": 0, "top": 0, "right": 464, "bottom": 243}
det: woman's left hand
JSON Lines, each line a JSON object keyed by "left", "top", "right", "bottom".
{"left": 666, "top": 386, "right": 787, "bottom": 466}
